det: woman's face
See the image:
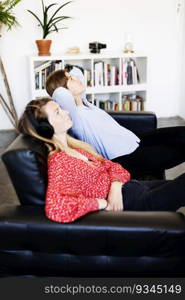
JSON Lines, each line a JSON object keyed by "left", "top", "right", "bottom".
{"left": 42, "top": 101, "right": 72, "bottom": 135}
{"left": 65, "top": 72, "right": 85, "bottom": 96}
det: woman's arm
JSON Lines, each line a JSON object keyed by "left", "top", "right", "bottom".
{"left": 52, "top": 87, "right": 79, "bottom": 125}
{"left": 106, "top": 181, "right": 123, "bottom": 211}
{"left": 102, "top": 158, "right": 131, "bottom": 184}
{"left": 102, "top": 159, "right": 130, "bottom": 211}
{"left": 45, "top": 189, "right": 107, "bottom": 223}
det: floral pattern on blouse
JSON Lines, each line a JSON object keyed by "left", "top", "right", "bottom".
{"left": 45, "top": 149, "right": 130, "bottom": 223}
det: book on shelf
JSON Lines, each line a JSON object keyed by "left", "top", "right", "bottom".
{"left": 94, "top": 61, "right": 103, "bottom": 86}
{"left": 34, "top": 60, "right": 92, "bottom": 90}
{"left": 34, "top": 60, "right": 61, "bottom": 90}
{"left": 84, "top": 69, "right": 92, "bottom": 87}
{"left": 122, "top": 94, "right": 144, "bottom": 112}
{"left": 127, "top": 61, "right": 133, "bottom": 85}
{"left": 34, "top": 58, "right": 141, "bottom": 90}
{"left": 83, "top": 93, "right": 145, "bottom": 112}
{"left": 94, "top": 61, "right": 119, "bottom": 87}
{"left": 121, "top": 58, "right": 140, "bottom": 85}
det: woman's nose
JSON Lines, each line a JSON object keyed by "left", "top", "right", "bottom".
{"left": 62, "top": 109, "right": 69, "bottom": 115}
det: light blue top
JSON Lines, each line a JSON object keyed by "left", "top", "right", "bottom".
{"left": 52, "top": 67, "right": 140, "bottom": 159}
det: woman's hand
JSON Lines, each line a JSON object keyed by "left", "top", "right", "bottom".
{"left": 96, "top": 199, "right": 108, "bottom": 210}
{"left": 106, "top": 181, "right": 123, "bottom": 211}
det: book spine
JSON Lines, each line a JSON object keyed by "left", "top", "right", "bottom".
{"left": 42, "top": 70, "right": 46, "bottom": 89}
{"left": 127, "top": 61, "right": 133, "bottom": 85}
{"left": 35, "top": 72, "right": 39, "bottom": 90}
{"left": 122, "top": 59, "right": 128, "bottom": 85}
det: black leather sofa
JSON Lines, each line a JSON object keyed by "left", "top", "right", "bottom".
{"left": 1, "top": 111, "right": 185, "bottom": 278}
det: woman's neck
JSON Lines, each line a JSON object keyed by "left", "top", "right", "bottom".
{"left": 74, "top": 95, "right": 84, "bottom": 106}
{"left": 54, "top": 133, "right": 69, "bottom": 150}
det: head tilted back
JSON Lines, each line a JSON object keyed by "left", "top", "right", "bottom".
{"left": 19, "top": 98, "right": 54, "bottom": 139}
{"left": 26, "top": 105, "right": 54, "bottom": 139}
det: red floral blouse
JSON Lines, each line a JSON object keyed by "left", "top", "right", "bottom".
{"left": 45, "top": 149, "right": 130, "bottom": 223}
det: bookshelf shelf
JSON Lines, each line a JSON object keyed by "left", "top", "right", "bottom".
{"left": 29, "top": 53, "right": 148, "bottom": 112}
{"left": 86, "top": 84, "right": 147, "bottom": 94}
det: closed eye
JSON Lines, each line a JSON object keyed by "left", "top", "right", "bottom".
{"left": 55, "top": 108, "right": 60, "bottom": 115}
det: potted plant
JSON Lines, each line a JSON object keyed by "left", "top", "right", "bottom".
{"left": 28, "top": 0, "right": 73, "bottom": 56}
{"left": 0, "top": 0, "right": 21, "bottom": 33}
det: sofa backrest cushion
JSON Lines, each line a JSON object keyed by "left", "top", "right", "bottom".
{"left": 2, "top": 135, "right": 47, "bottom": 206}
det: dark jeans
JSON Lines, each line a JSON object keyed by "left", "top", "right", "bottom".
{"left": 122, "top": 172, "right": 185, "bottom": 211}
{"left": 112, "top": 126, "right": 185, "bottom": 177}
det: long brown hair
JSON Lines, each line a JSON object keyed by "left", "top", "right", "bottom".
{"left": 46, "top": 69, "right": 68, "bottom": 96}
{"left": 18, "top": 97, "right": 104, "bottom": 161}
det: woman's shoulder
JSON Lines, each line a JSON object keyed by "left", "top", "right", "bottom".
{"left": 48, "top": 151, "right": 65, "bottom": 164}
{"left": 75, "top": 148, "right": 90, "bottom": 156}
{"left": 76, "top": 148, "right": 97, "bottom": 162}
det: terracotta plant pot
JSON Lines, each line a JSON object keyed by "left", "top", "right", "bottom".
{"left": 36, "top": 40, "right": 52, "bottom": 56}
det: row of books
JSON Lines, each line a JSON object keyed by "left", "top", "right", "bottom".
{"left": 34, "top": 59, "right": 141, "bottom": 90}
{"left": 93, "top": 58, "right": 140, "bottom": 87}
{"left": 121, "top": 58, "right": 140, "bottom": 85}
{"left": 94, "top": 61, "right": 119, "bottom": 86}
{"left": 122, "top": 95, "right": 144, "bottom": 111}
{"left": 34, "top": 60, "right": 92, "bottom": 90}
{"left": 92, "top": 95, "right": 144, "bottom": 112}
{"left": 35, "top": 60, "right": 62, "bottom": 90}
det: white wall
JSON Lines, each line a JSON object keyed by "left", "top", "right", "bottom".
{"left": 0, "top": 0, "right": 184, "bottom": 129}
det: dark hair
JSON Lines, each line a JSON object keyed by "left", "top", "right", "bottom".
{"left": 18, "top": 98, "right": 54, "bottom": 139}
{"left": 45, "top": 69, "right": 68, "bottom": 96}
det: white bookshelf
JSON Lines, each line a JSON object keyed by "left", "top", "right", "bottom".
{"left": 29, "top": 53, "right": 147, "bottom": 112}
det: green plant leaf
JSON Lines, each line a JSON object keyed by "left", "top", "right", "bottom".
{"left": 48, "top": 1, "right": 72, "bottom": 27}
{"left": 48, "top": 16, "right": 71, "bottom": 30}
{"left": 41, "top": 0, "right": 45, "bottom": 16}
{"left": 53, "top": 23, "right": 58, "bottom": 32}
{"left": 27, "top": 10, "right": 43, "bottom": 28}
{"left": 27, "top": 0, "right": 73, "bottom": 39}
{"left": 45, "top": 3, "right": 57, "bottom": 14}
{"left": 44, "top": 3, "right": 57, "bottom": 28}
{"left": 50, "top": 16, "right": 71, "bottom": 23}
{"left": 4, "top": 0, "right": 22, "bottom": 11}
{"left": 0, "top": 0, "right": 22, "bottom": 30}
{"left": 49, "top": 27, "right": 68, "bottom": 33}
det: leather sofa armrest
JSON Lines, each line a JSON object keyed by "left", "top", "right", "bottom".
{"left": 2, "top": 135, "right": 48, "bottom": 206}
{"left": 0, "top": 205, "right": 185, "bottom": 231}
{"left": 109, "top": 111, "right": 157, "bottom": 134}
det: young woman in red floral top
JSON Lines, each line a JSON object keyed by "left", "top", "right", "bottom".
{"left": 18, "top": 98, "right": 185, "bottom": 223}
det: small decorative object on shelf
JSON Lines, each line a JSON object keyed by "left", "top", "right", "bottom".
{"left": 27, "top": 0, "right": 72, "bottom": 56}
{"left": 29, "top": 53, "right": 147, "bottom": 113}
{"left": 65, "top": 47, "right": 81, "bottom": 54}
{"left": 89, "top": 42, "right": 107, "bottom": 54}
{"left": 123, "top": 32, "right": 135, "bottom": 54}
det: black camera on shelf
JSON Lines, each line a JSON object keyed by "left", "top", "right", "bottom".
{"left": 89, "top": 42, "right": 107, "bottom": 54}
